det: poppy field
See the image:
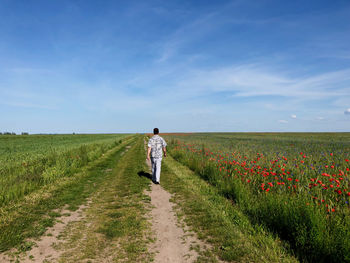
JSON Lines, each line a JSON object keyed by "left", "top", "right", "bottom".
{"left": 164, "top": 133, "right": 350, "bottom": 262}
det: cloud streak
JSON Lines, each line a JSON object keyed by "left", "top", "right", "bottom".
{"left": 171, "top": 64, "right": 350, "bottom": 101}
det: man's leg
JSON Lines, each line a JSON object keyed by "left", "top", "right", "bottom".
{"left": 155, "top": 158, "right": 162, "bottom": 183}
{"left": 151, "top": 157, "right": 156, "bottom": 182}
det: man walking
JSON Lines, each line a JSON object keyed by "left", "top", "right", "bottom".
{"left": 147, "top": 128, "right": 167, "bottom": 184}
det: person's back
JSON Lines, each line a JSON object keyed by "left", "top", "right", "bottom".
{"left": 147, "top": 128, "right": 167, "bottom": 184}
{"left": 148, "top": 134, "right": 166, "bottom": 158}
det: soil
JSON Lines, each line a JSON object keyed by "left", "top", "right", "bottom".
{"left": 146, "top": 158, "right": 204, "bottom": 263}
{"left": 0, "top": 201, "right": 91, "bottom": 263}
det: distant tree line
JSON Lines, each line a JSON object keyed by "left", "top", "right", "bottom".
{"left": 0, "top": 132, "right": 29, "bottom": 135}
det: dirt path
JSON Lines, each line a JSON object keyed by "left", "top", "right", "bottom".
{"left": 1, "top": 142, "right": 149, "bottom": 263}
{"left": 2, "top": 139, "right": 205, "bottom": 262}
{"left": 146, "top": 158, "right": 203, "bottom": 263}
{"left": 0, "top": 202, "right": 89, "bottom": 262}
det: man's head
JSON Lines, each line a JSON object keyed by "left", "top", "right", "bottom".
{"left": 153, "top": 128, "right": 159, "bottom": 135}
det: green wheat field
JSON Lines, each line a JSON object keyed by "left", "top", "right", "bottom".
{"left": 1, "top": 133, "right": 349, "bottom": 262}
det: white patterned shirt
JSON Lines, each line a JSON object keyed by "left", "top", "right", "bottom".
{"left": 148, "top": 135, "right": 167, "bottom": 158}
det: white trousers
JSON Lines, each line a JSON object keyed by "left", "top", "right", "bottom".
{"left": 151, "top": 157, "right": 162, "bottom": 183}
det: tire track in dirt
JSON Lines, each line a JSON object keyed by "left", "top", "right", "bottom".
{"left": 144, "top": 140, "right": 204, "bottom": 262}
{"left": 51, "top": 140, "right": 153, "bottom": 263}
{"left": 0, "top": 143, "right": 133, "bottom": 263}
{"left": 0, "top": 201, "right": 93, "bottom": 263}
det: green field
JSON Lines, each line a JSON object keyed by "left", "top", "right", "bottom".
{"left": 0, "top": 134, "right": 136, "bottom": 254}
{"left": 0, "top": 134, "right": 129, "bottom": 205}
{"left": 0, "top": 134, "right": 127, "bottom": 166}
{"left": 2, "top": 133, "right": 350, "bottom": 262}
{"left": 163, "top": 133, "right": 350, "bottom": 262}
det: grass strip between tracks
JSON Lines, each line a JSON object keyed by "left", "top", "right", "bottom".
{"left": 0, "top": 136, "right": 137, "bottom": 253}
{"left": 161, "top": 155, "right": 298, "bottom": 263}
{"left": 56, "top": 136, "right": 153, "bottom": 262}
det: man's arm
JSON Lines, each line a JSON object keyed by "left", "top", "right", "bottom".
{"left": 162, "top": 138, "right": 167, "bottom": 157}
{"left": 147, "top": 147, "right": 151, "bottom": 160}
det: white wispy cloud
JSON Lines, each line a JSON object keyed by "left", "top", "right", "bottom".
{"left": 345, "top": 108, "right": 350, "bottom": 115}
{"left": 154, "top": 14, "right": 214, "bottom": 63}
{"left": 153, "top": 1, "right": 235, "bottom": 63}
{"left": 291, "top": 114, "right": 297, "bottom": 119}
{"left": 279, "top": 120, "right": 288, "bottom": 124}
{"left": 173, "top": 64, "right": 350, "bottom": 100}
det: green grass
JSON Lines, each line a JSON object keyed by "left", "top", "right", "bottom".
{"left": 0, "top": 136, "right": 137, "bottom": 253}
{"left": 0, "top": 134, "right": 127, "bottom": 164}
{"left": 0, "top": 134, "right": 129, "bottom": 206}
{"left": 161, "top": 154, "right": 297, "bottom": 262}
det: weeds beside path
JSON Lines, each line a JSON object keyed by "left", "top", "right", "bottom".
{"left": 161, "top": 155, "right": 298, "bottom": 263}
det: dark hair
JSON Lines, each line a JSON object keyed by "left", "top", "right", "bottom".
{"left": 153, "top": 128, "right": 159, "bottom": 134}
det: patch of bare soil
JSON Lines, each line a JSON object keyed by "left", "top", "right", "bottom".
{"left": 0, "top": 201, "right": 92, "bottom": 263}
{"left": 145, "top": 158, "right": 204, "bottom": 263}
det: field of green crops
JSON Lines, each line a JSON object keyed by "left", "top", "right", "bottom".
{"left": 164, "top": 133, "right": 350, "bottom": 263}
{"left": 0, "top": 134, "right": 129, "bottom": 206}
{"left": 2, "top": 132, "right": 350, "bottom": 262}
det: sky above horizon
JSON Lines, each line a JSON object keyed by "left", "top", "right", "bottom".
{"left": 1, "top": 0, "right": 350, "bottom": 133}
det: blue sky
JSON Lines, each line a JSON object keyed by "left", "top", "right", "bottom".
{"left": 1, "top": 0, "right": 350, "bottom": 133}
